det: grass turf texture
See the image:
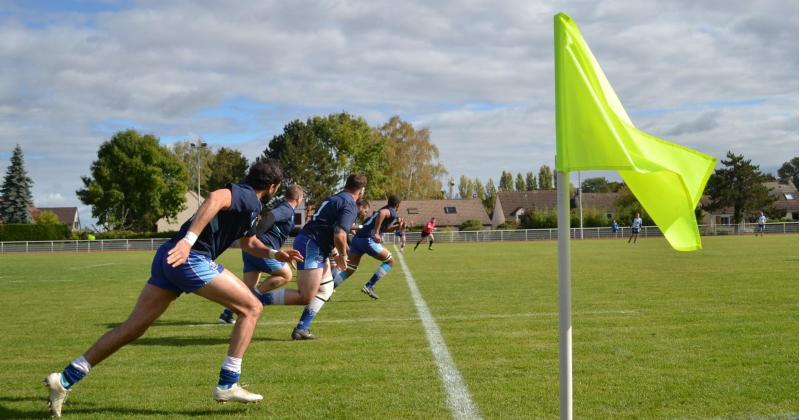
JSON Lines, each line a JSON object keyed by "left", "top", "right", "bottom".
{"left": 0, "top": 235, "right": 796, "bottom": 419}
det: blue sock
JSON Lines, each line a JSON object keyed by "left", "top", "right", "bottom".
{"left": 333, "top": 271, "right": 350, "bottom": 289}
{"left": 217, "top": 369, "right": 240, "bottom": 389}
{"left": 60, "top": 364, "right": 86, "bottom": 389}
{"left": 365, "top": 262, "right": 392, "bottom": 288}
{"left": 252, "top": 288, "right": 273, "bottom": 305}
{"left": 296, "top": 307, "right": 317, "bottom": 331}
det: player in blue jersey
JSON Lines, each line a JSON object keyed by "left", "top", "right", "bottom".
{"left": 252, "top": 174, "right": 366, "bottom": 340}
{"left": 217, "top": 184, "right": 305, "bottom": 324}
{"left": 332, "top": 195, "right": 402, "bottom": 300}
{"left": 43, "top": 160, "right": 303, "bottom": 417}
{"left": 628, "top": 212, "right": 643, "bottom": 244}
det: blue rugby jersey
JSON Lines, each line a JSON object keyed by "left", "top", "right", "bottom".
{"left": 170, "top": 183, "right": 261, "bottom": 259}
{"left": 299, "top": 191, "right": 357, "bottom": 254}
{"left": 354, "top": 206, "right": 398, "bottom": 238}
{"left": 257, "top": 199, "right": 296, "bottom": 250}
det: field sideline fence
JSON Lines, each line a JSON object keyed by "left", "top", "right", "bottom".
{"left": 1, "top": 222, "right": 796, "bottom": 254}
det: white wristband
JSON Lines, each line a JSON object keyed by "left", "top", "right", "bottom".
{"left": 268, "top": 248, "right": 278, "bottom": 259}
{"left": 183, "top": 231, "right": 198, "bottom": 246}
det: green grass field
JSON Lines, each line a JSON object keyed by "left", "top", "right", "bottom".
{"left": 0, "top": 235, "right": 797, "bottom": 419}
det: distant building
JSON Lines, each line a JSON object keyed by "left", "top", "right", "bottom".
{"left": 29, "top": 207, "right": 81, "bottom": 230}
{"left": 492, "top": 190, "right": 619, "bottom": 227}
{"left": 699, "top": 181, "right": 799, "bottom": 224}
{"left": 157, "top": 191, "right": 203, "bottom": 232}
{"left": 396, "top": 199, "right": 491, "bottom": 230}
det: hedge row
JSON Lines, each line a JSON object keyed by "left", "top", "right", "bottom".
{"left": 0, "top": 224, "right": 71, "bottom": 241}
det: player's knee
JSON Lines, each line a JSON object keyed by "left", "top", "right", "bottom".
{"left": 383, "top": 253, "right": 394, "bottom": 267}
{"left": 238, "top": 295, "right": 263, "bottom": 319}
{"left": 316, "top": 279, "right": 334, "bottom": 302}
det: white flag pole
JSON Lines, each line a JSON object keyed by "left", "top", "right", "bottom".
{"left": 557, "top": 170, "right": 573, "bottom": 420}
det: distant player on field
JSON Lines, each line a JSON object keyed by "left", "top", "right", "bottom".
{"left": 333, "top": 195, "right": 402, "bottom": 300}
{"left": 611, "top": 219, "right": 619, "bottom": 239}
{"left": 395, "top": 217, "right": 408, "bottom": 252}
{"left": 628, "top": 213, "right": 642, "bottom": 244}
{"left": 414, "top": 217, "right": 437, "bottom": 251}
{"left": 43, "top": 160, "right": 303, "bottom": 417}
{"left": 217, "top": 184, "right": 305, "bottom": 325}
{"left": 756, "top": 211, "right": 767, "bottom": 236}
{"left": 254, "top": 174, "right": 366, "bottom": 340}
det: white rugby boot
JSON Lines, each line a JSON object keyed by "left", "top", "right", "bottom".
{"left": 43, "top": 372, "right": 70, "bottom": 418}
{"left": 212, "top": 383, "right": 263, "bottom": 404}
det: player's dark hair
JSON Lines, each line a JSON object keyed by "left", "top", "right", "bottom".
{"left": 357, "top": 199, "right": 370, "bottom": 208}
{"left": 285, "top": 184, "right": 304, "bottom": 201}
{"left": 387, "top": 195, "right": 401, "bottom": 208}
{"left": 245, "top": 159, "right": 283, "bottom": 190}
{"left": 344, "top": 174, "right": 367, "bottom": 192}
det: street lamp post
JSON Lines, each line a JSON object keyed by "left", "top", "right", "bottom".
{"left": 190, "top": 141, "right": 207, "bottom": 210}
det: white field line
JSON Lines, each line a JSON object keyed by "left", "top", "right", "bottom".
{"left": 67, "top": 263, "right": 115, "bottom": 270}
{"left": 395, "top": 246, "right": 482, "bottom": 420}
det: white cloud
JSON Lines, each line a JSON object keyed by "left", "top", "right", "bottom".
{"left": 0, "top": 0, "right": 796, "bottom": 227}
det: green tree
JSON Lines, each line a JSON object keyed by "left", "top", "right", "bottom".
{"left": 474, "top": 178, "right": 485, "bottom": 202}
{"left": 312, "top": 113, "right": 387, "bottom": 199}
{"left": 263, "top": 119, "right": 339, "bottom": 206}
{"left": 499, "top": 171, "right": 514, "bottom": 192}
{"left": 515, "top": 173, "right": 526, "bottom": 191}
{"left": 581, "top": 177, "right": 611, "bottom": 193}
{"left": 614, "top": 185, "right": 654, "bottom": 226}
{"left": 35, "top": 210, "right": 61, "bottom": 225}
{"left": 777, "top": 156, "right": 798, "bottom": 188}
{"left": 77, "top": 130, "right": 188, "bottom": 231}
{"left": 484, "top": 178, "right": 497, "bottom": 213}
{"left": 380, "top": 116, "right": 446, "bottom": 199}
{"left": 173, "top": 140, "right": 214, "bottom": 197}
{"left": 206, "top": 147, "right": 249, "bottom": 191}
{"left": 525, "top": 171, "right": 537, "bottom": 191}
{"left": 458, "top": 175, "right": 474, "bottom": 199}
{"left": 538, "top": 165, "right": 554, "bottom": 190}
{"left": 705, "top": 151, "right": 774, "bottom": 224}
{"left": 0, "top": 144, "right": 34, "bottom": 223}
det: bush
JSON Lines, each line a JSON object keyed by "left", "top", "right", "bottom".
{"left": 496, "top": 220, "right": 518, "bottom": 230}
{"left": 34, "top": 210, "right": 61, "bottom": 225}
{"left": 93, "top": 230, "right": 179, "bottom": 239}
{"left": 0, "top": 224, "right": 71, "bottom": 241}
{"left": 459, "top": 219, "right": 484, "bottom": 231}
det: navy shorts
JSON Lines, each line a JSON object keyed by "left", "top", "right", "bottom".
{"left": 242, "top": 251, "right": 286, "bottom": 273}
{"left": 147, "top": 242, "right": 224, "bottom": 294}
{"left": 349, "top": 236, "right": 385, "bottom": 258}
{"left": 632, "top": 228, "right": 640, "bottom": 234}
{"left": 293, "top": 233, "right": 327, "bottom": 270}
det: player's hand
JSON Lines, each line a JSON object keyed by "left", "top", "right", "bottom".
{"left": 373, "top": 233, "right": 383, "bottom": 243}
{"left": 276, "top": 249, "right": 304, "bottom": 263}
{"left": 166, "top": 240, "right": 191, "bottom": 267}
{"left": 334, "top": 254, "right": 348, "bottom": 271}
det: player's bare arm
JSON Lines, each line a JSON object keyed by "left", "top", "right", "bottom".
{"left": 167, "top": 188, "right": 233, "bottom": 267}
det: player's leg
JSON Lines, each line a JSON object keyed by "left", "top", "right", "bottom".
{"left": 44, "top": 283, "right": 178, "bottom": 417}
{"left": 414, "top": 233, "right": 423, "bottom": 251}
{"left": 428, "top": 233, "right": 435, "bottom": 250}
{"left": 194, "top": 268, "right": 264, "bottom": 403}
{"left": 362, "top": 246, "right": 393, "bottom": 300}
{"left": 251, "top": 263, "right": 293, "bottom": 305}
{"left": 291, "top": 265, "right": 325, "bottom": 339}
{"left": 333, "top": 237, "right": 365, "bottom": 289}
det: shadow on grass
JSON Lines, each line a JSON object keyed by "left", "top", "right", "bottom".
{"left": 103, "top": 319, "right": 223, "bottom": 328}
{"left": 0, "top": 403, "right": 251, "bottom": 419}
{"left": 130, "top": 335, "right": 284, "bottom": 346}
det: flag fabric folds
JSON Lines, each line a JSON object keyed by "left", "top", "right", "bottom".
{"left": 554, "top": 13, "right": 716, "bottom": 251}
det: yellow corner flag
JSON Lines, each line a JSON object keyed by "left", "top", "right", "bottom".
{"left": 554, "top": 13, "right": 716, "bottom": 251}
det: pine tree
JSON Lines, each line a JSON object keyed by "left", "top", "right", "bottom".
{"left": 0, "top": 144, "right": 34, "bottom": 223}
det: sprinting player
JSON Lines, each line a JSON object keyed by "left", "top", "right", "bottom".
{"left": 42, "top": 160, "right": 303, "bottom": 417}
{"left": 611, "top": 219, "right": 619, "bottom": 239}
{"left": 396, "top": 217, "right": 408, "bottom": 252}
{"left": 756, "top": 212, "right": 767, "bottom": 236}
{"left": 217, "top": 184, "right": 305, "bottom": 325}
{"left": 255, "top": 174, "right": 365, "bottom": 340}
{"left": 628, "top": 212, "right": 643, "bottom": 244}
{"left": 331, "top": 199, "right": 370, "bottom": 282}
{"left": 414, "top": 217, "right": 437, "bottom": 251}
{"left": 333, "top": 195, "right": 402, "bottom": 300}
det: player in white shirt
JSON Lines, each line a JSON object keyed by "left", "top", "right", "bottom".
{"left": 628, "top": 213, "right": 643, "bottom": 244}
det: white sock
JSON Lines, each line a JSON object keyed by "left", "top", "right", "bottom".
{"left": 307, "top": 296, "right": 325, "bottom": 314}
{"left": 271, "top": 288, "right": 286, "bottom": 305}
{"left": 71, "top": 355, "right": 91, "bottom": 374}
{"left": 221, "top": 356, "right": 242, "bottom": 373}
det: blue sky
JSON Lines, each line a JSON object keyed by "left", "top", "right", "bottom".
{"left": 0, "top": 0, "right": 797, "bottom": 228}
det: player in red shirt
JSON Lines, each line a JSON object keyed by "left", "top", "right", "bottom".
{"left": 414, "top": 217, "right": 437, "bottom": 251}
